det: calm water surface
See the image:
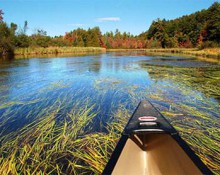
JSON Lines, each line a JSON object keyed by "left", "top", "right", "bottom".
{"left": 0, "top": 52, "right": 220, "bottom": 172}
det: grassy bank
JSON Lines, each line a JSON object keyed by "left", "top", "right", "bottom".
{"left": 146, "top": 48, "right": 220, "bottom": 59}
{"left": 107, "top": 48, "right": 220, "bottom": 59}
{"left": 14, "top": 47, "right": 220, "bottom": 59}
{"left": 14, "top": 47, "right": 106, "bottom": 56}
{"left": 107, "top": 49, "right": 147, "bottom": 52}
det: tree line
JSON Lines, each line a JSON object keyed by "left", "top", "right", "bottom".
{"left": 1, "top": 2, "right": 220, "bottom": 56}
{"left": 147, "top": 2, "right": 220, "bottom": 48}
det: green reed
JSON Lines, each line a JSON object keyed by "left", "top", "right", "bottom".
{"left": 14, "top": 47, "right": 106, "bottom": 57}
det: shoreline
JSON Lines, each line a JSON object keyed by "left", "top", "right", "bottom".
{"left": 107, "top": 48, "right": 220, "bottom": 59}
{"left": 145, "top": 48, "right": 220, "bottom": 59}
{"left": 9, "top": 47, "right": 220, "bottom": 60}
{"left": 14, "top": 47, "right": 106, "bottom": 56}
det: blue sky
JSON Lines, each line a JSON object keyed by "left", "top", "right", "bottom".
{"left": 0, "top": 0, "right": 219, "bottom": 36}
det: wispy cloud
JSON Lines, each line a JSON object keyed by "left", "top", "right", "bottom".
{"left": 68, "top": 23, "right": 85, "bottom": 27}
{"left": 96, "top": 17, "right": 121, "bottom": 22}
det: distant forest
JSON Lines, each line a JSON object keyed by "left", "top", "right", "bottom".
{"left": 0, "top": 2, "right": 220, "bottom": 55}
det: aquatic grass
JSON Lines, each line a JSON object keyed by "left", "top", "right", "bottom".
{"left": 143, "top": 64, "right": 220, "bottom": 100}
{"left": 70, "top": 133, "right": 115, "bottom": 174}
{"left": 136, "top": 62, "right": 220, "bottom": 174}
{"left": 68, "top": 105, "right": 130, "bottom": 174}
{"left": 0, "top": 92, "right": 133, "bottom": 175}
{"left": 94, "top": 77, "right": 122, "bottom": 92}
{"left": 0, "top": 101, "right": 99, "bottom": 174}
{"left": 159, "top": 103, "right": 220, "bottom": 174}
{"left": 173, "top": 122, "right": 220, "bottom": 174}
{"left": 0, "top": 99, "right": 41, "bottom": 110}
{"left": 1, "top": 89, "right": 219, "bottom": 175}
{"left": 39, "top": 81, "right": 70, "bottom": 93}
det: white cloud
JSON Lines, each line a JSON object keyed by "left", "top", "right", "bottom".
{"left": 96, "top": 17, "right": 121, "bottom": 22}
{"left": 68, "top": 23, "right": 85, "bottom": 27}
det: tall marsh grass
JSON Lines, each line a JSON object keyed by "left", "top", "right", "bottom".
{"left": 146, "top": 48, "right": 220, "bottom": 59}
{"left": 14, "top": 47, "right": 106, "bottom": 56}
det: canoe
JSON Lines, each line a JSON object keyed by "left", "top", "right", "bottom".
{"left": 102, "top": 100, "right": 212, "bottom": 175}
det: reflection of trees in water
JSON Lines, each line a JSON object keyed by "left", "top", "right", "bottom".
{"left": 63, "top": 54, "right": 102, "bottom": 74}
{"left": 88, "top": 55, "right": 102, "bottom": 73}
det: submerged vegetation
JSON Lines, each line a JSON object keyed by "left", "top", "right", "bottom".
{"left": 142, "top": 66, "right": 220, "bottom": 174}
{"left": 144, "top": 64, "right": 220, "bottom": 99}
{"left": 0, "top": 84, "right": 219, "bottom": 174}
{"left": 0, "top": 98, "right": 130, "bottom": 174}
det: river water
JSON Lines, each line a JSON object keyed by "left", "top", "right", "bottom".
{"left": 0, "top": 51, "right": 220, "bottom": 173}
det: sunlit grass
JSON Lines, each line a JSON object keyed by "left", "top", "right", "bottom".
{"left": 0, "top": 100, "right": 40, "bottom": 110}
{"left": 0, "top": 101, "right": 131, "bottom": 174}
{"left": 144, "top": 65, "right": 220, "bottom": 99}
{"left": 134, "top": 61, "right": 220, "bottom": 174}
{"left": 0, "top": 102, "right": 98, "bottom": 174}
{"left": 14, "top": 47, "right": 106, "bottom": 57}
{"left": 146, "top": 48, "right": 220, "bottom": 59}
{"left": 1, "top": 83, "right": 219, "bottom": 174}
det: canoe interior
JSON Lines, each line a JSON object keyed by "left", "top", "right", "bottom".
{"left": 112, "top": 133, "right": 202, "bottom": 175}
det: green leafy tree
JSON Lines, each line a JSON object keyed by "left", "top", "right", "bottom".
{"left": 147, "top": 2, "right": 220, "bottom": 48}
{"left": 15, "top": 21, "right": 30, "bottom": 48}
{"left": 147, "top": 19, "right": 168, "bottom": 48}
{"left": 10, "top": 22, "right": 17, "bottom": 34}
{"left": 86, "top": 27, "right": 102, "bottom": 47}
{"left": 205, "top": 2, "right": 220, "bottom": 43}
{"left": 0, "top": 23, "right": 15, "bottom": 54}
{"left": 72, "top": 28, "right": 87, "bottom": 47}
{"left": 31, "top": 29, "right": 51, "bottom": 47}
{"left": 15, "top": 34, "right": 30, "bottom": 48}
{"left": 0, "top": 11, "right": 15, "bottom": 55}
